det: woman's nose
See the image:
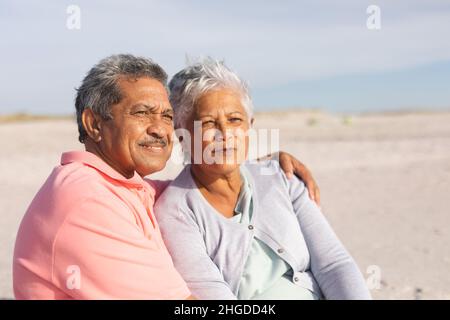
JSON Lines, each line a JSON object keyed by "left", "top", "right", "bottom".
{"left": 215, "top": 125, "right": 234, "bottom": 144}
{"left": 217, "top": 121, "right": 230, "bottom": 137}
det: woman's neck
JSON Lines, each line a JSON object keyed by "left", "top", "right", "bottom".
{"left": 190, "top": 165, "right": 242, "bottom": 218}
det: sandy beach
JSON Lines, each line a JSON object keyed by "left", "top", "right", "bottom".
{"left": 1, "top": 110, "right": 449, "bottom": 300}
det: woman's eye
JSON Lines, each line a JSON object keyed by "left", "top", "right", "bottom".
{"left": 134, "top": 110, "right": 147, "bottom": 115}
{"left": 230, "top": 118, "right": 242, "bottom": 123}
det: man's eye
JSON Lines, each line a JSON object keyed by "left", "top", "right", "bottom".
{"left": 163, "top": 114, "right": 173, "bottom": 121}
{"left": 202, "top": 120, "right": 215, "bottom": 126}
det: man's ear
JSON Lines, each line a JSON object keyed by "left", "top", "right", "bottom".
{"left": 81, "top": 109, "right": 102, "bottom": 142}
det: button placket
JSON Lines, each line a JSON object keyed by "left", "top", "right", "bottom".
{"left": 137, "top": 186, "right": 157, "bottom": 229}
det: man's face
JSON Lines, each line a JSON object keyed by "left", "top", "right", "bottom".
{"left": 98, "top": 77, "right": 174, "bottom": 177}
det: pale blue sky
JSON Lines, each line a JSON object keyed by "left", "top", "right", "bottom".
{"left": 1, "top": 0, "right": 450, "bottom": 114}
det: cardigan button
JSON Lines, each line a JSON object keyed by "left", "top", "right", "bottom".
{"left": 277, "top": 248, "right": 284, "bottom": 254}
{"left": 294, "top": 277, "right": 300, "bottom": 282}
{"left": 248, "top": 225, "right": 254, "bottom": 230}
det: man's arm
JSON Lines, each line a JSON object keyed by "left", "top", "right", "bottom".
{"left": 147, "top": 153, "right": 320, "bottom": 206}
{"left": 259, "top": 151, "right": 321, "bottom": 207}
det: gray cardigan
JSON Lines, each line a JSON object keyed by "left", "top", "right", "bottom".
{"left": 154, "top": 160, "right": 371, "bottom": 300}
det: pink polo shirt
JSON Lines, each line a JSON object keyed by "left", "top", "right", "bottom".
{"left": 13, "top": 151, "right": 190, "bottom": 300}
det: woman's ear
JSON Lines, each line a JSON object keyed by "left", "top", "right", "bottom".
{"left": 250, "top": 117, "right": 255, "bottom": 126}
{"left": 82, "top": 109, "right": 102, "bottom": 142}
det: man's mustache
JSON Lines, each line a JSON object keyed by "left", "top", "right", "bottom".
{"left": 138, "top": 137, "right": 168, "bottom": 147}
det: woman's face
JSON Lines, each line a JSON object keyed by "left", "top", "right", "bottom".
{"left": 187, "top": 88, "right": 251, "bottom": 176}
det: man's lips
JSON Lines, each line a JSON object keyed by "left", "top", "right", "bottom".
{"left": 138, "top": 142, "right": 167, "bottom": 153}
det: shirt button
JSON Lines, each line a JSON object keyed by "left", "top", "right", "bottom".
{"left": 248, "top": 225, "right": 254, "bottom": 230}
{"left": 277, "top": 248, "right": 284, "bottom": 254}
{"left": 294, "top": 277, "right": 300, "bottom": 282}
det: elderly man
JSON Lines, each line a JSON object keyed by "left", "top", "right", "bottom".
{"left": 13, "top": 54, "right": 319, "bottom": 299}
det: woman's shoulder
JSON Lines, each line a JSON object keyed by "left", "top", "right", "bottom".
{"left": 242, "top": 159, "right": 285, "bottom": 183}
{"left": 242, "top": 159, "right": 307, "bottom": 194}
{"left": 153, "top": 166, "right": 197, "bottom": 220}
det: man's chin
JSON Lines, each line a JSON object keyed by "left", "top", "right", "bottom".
{"left": 135, "top": 159, "right": 168, "bottom": 177}
{"left": 133, "top": 147, "right": 172, "bottom": 176}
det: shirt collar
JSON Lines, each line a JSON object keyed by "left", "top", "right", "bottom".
{"left": 61, "top": 151, "right": 147, "bottom": 188}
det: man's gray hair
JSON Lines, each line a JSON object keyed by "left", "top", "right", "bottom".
{"left": 75, "top": 54, "right": 168, "bottom": 143}
{"left": 169, "top": 57, "right": 254, "bottom": 129}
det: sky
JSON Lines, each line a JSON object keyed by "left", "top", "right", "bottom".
{"left": 1, "top": 0, "right": 450, "bottom": 115}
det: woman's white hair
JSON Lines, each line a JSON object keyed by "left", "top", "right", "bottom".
{"left": 168, "top": 57, "right": 254, "bottom": 129}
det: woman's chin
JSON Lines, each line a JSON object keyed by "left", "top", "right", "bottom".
{"left": 203, "top": 162, "right": 241, "bottom": 176}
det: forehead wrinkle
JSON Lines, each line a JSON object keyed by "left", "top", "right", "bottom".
{"left": 132, "top": 101, "right": 172, "bottom": 112}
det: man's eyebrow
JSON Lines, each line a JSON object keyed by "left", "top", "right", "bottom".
{"left": 162, "top": 108, "right": 174, "bottom": 114}
{"left": 131, "top": 103, "right": 157, "bottom": 110}
{"left": 131, "top": 103, "right": 172, "bottom": 113}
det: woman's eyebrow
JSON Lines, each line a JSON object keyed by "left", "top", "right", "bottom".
{"left": 227, "top": 111, "right": 244, "bottom": 116}
{"left": 197, "top": 113, "right": 214, "bottom": 118}
{"left": 197, "top": 110, "right": 244, "bottom": 118}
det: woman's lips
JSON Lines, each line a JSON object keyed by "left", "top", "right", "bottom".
{"left": 212, "top": 147, "right": 237, "bottom": 155}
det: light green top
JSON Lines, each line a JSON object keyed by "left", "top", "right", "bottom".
{"left": 232, "top": 169, "right": 319, "bottom": 300}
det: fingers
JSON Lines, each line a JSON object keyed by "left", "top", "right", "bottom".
{"left": 314, "top": 185, "right": 321, "bottom": 208}
{"left": 279, "top": 152, "right": 294, "bottom": 179}
{"left": 306, "top": 179, "right": 321, "bottom": 208}
{"left": 291, "top": 161, "right": 321, "bottom": 207}
{"left": 277, "top": 151, "right": 322, "bottom": 208}
{"left": 304, "top": 178, "right": 316, "bottom": 202}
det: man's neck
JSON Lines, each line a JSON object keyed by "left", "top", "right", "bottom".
{"left": 84, "top": 140, "right": 134, "bottom": 179}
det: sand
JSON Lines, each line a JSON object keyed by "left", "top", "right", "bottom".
{"left": 1, "top": 110, "right": 449, "bottom": 299}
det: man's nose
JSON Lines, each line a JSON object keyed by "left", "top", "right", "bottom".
{"left": 146, "top": 121, "right": 168, "bottom": 138}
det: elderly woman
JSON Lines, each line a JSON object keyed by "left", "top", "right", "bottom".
{"left": 154, "top": 58, "right": 371, "bottom": 300}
